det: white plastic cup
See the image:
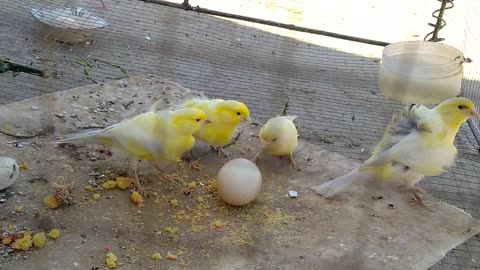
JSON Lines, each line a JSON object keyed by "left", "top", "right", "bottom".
{"left": 378, "top": 41, "right": 465, "bottom": 104}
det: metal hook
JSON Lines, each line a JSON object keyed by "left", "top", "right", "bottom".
{"left": 454, "top": 56, "right": 473, "bottom": 64}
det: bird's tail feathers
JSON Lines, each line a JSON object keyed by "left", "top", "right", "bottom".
{"left": 54, "top": 129, "right": 109, "bottom": 144}
{"left": 311, "top": 168, "right": 374, "bottom": 198}
{"left": 279, "top": 115, "right": 297, "bottom": 122}
{"left": 149, "top": 99, "right": 164, "bottom": 112}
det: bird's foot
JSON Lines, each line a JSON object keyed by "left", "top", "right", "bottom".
{"left": 398, "top": 184, "right": 426, "bottom": 193}
{"left": 132, "top": 179, "right": 148, "bottom": 197}
{"left": 163, "top": 173, "right": 183, "bottom": 182}
{"left": 251, "top": 151, "right": 261, "bottom": 164}
{"left": 218, "top": 147, "right": 231, "bottom": 159}
{"left": 397, "top": 184, "right": 408, "bottom": 193}
{"left": 98, "top": 0, "right": 109, "bottom": 9}
{"left": 189, "top": 160, "right": 203, "bottom": 171}
{"left": 289, "top": 153, "right": 298, "bottom": 171}
{"left": 408, "top": 188, "right": 439, "bottom": 209}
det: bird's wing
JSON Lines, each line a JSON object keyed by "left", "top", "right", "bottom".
{"left": 362, "top": 104, "right": 432, "bottom": 168}
{"left": 106, "top": 112, "right": 165, "bottom": 158}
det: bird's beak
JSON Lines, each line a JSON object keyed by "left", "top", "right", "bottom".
{"left": 204, "top": 119, "right": 212, "bottom": 124}
{"left": 243, "top": 116, "right": 250, "bottom": 122}
{"left": 469, "top": 109, "right": 480, "bottom": 118}
{"left": 260, "top": 138, "right": 269, "bottom": 146}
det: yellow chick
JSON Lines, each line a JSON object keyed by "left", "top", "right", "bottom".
{"left": 55, "top": 107, "right": 209, "bottom": 195}
{"left": 252, "top": 116, "right": 298, "bottom": 170}
{"left": 312, "top": 97, "right": 479, "bottom": 208}
{"left": 176, "top": 97, "right": 250, "bottom": 158}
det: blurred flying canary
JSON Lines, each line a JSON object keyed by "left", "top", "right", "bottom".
{"left": 312, "top": 97, "right": 479, "bottom": 208}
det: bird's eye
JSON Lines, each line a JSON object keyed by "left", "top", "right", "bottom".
{"left": 196, "top": 119, "right": 200, "bottom": 122}
{"left": 272, "top": 138, "right": 277, "bottom": 142}
{"left": 236, "top": 112, "right": 241, "bottom": 116}
{"left": 458, "top": 105, "right": 467, "bottom": 110}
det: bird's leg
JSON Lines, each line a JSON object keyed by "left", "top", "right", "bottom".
{"left": 218, "top": 146, "right": 231, "bottom": 159}
{"left": 412, "top": 186, "right": 428, "bottom": 195}
{"left": 189, "top": 160, "right": 203, "bottom": 171}
{"left": 409, "top": 186, "right": 439, "bottom": 209}
{"left": 151, "top": 160, "right": 183, "bottom": 182}
{"left": 397, "top": 184, "right": 409, "bottom": 193}
{"left": 130, "top": 158, "right": 147, "bottom": 196}
{"left": 289, "top": 152, "right": 298, "bottom": 171}
{"left": 97, "top": 0, "right": 108, "bottom": 9}
{"left": 251, "top": 150, "right": 262, "bottom": 163}
{"left": 163, "top": 173, "right": 183, "bottom": 182}
{"left": 183, "top": 150, "right": 203, "bottom": 171}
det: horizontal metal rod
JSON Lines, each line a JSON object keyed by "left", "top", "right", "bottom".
{"left": 139, "top": 0, "right": 390, "bottom": 47}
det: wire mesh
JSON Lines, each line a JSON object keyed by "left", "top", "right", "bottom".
{"left": 1, "top": 0, "right": 480, "bottom": 269}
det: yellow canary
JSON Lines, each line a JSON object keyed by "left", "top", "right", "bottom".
{"left": 252, "top": 116, "right": 298, "bottom": 170}
{"left": 55, "top": 107, "right": 208, "bottom": 194}
{"left": 312, "top": 97, "right": 479, "bottom": 207}
{"left": 176, "top": 97, "right": 250, "bottom": 158}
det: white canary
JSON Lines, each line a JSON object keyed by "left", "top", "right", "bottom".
{"left": 252, "top": 115, "right": 299, "bottom": 170}
{"left": 312, "top": 97, "right": 479, "bottom": 207}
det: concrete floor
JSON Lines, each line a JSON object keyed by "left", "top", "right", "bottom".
{"left": 1, "top": 0, "right": 480, "bottom": 268}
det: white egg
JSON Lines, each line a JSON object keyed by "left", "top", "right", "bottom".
{"left": 216, "top": 158, "right": 262, "bottom": 206}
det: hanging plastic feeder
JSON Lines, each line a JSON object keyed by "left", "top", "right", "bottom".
{"left": 30, "top": 7, "right": 108, "bottom": 44}
{"left": 378, "top": 41, "right": 468, "bottom": 105}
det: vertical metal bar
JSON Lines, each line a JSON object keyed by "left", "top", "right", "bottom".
{"left": 430, "top": 0, "right": 449, "bottom": 41}
{"left": 467, "top": 118, "right": 480, "bottom": 151}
